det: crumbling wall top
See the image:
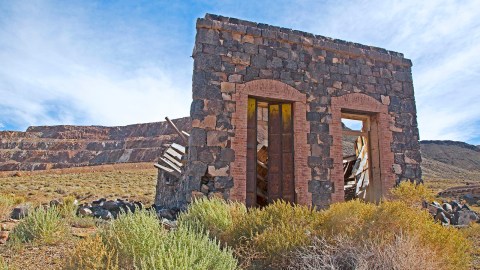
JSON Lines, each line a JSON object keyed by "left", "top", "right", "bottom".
{"left": 197, "top": 14, "right": 411, "bottom": 67}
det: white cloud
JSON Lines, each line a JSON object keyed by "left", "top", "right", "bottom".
{"left": 0, "top": 1, "right": 479, "bottom": 145}
{"left": 274, "top": 0, "right": 480, "bottom": 144}
{"left": 0, "top": 1, "right": 192, "bottom": 130}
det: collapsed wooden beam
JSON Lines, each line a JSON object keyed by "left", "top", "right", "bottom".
{"left": 165, "top": 117, "right": 188, "bottom": 144}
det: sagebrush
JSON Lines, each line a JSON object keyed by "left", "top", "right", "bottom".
{"left": 179, "top": 195, "right": 472, "bottom": 270}
{"left": 9, "top": 206, "right": 68, "bottom": 245}
{"left": 66, "top": 209, "right": 238, "bottom": 270}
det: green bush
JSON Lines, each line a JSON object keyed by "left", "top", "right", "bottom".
{"left": 179, "top": 199, "right": 322, "bottom": 268}
{"left": 390, "top": 181, "right": 434, "bottom": 207}
{"left": 180, "top": 197, "right": 472, "bottom": 269}
{"left": 100, "top": 209, "right": 167, "bottom": 267}
{"left": 9, "top": 206, "right": 68, "bottom": 245}
{"left": 58, "top": 196, "right": 78, "bottom": 219}
{"left": 66, "top": 209, "right": 238, "bottom": 270}
{"left": 177, "top": 197, "right": 246, "bottom": 239}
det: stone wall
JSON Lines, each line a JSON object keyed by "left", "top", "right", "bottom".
{"left": 0, "top": 117, "right": 191, "bottom": 171}
{"left": 185, "top": 14, "right": 422, "bottom": 208}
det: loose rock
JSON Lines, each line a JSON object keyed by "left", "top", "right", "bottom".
{"left": 11, "top": 205, "right": 30, "bottom": 220}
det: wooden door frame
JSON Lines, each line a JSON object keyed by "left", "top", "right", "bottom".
{"left": 230, "top": 79, "right": 311, "bottom": 206}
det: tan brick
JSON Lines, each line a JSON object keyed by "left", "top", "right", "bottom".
{"left": 221, "top": 82, "right": 236, "bottom": 93}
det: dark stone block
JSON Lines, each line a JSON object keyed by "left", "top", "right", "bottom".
{"left": 308, "top": 156, "right": 322, "bottom": 167}
{"left": 308, "top": 180, "right": 333, "bottom": 194}
{"left": 214, "top": 176, "right": 234, "bottom": 189}
{"left": 306, "top": 112, "right": 322, "bottom": 121}
{"left": 219, "top": 148, "right": 235, "bottom": 162}
{"left": 251, "top": 54, "right": 267, "bottom": 68}
{"left": 196, "top": 28, "right": 220, "bottom": 45}
{"left": 190, "top": 128, "right": 207, "bottom": 147}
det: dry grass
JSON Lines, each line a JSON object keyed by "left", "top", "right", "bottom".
{"left": 286, "top": 234, "right": 440, "bottom": 270}
{"left": 0, "top": 164, "right": 157, "bottom": 270}
{"left": 0, "top": 164, "right": 157, "bottom": 206}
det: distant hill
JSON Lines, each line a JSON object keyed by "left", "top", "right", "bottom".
{"left": 0, "top": 117, "right": 191, "bottom": 171}
{"left": 420, "top": 140, "right": 480, "bottom": 184}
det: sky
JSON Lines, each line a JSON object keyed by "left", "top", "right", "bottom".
{"left": 0, "top": 1, "right": 479, "bottom": 145}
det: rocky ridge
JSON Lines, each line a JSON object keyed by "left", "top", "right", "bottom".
{"left": 0, "top": 117, "right": 191, "bottom": 171}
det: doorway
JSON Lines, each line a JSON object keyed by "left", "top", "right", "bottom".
{"left": 341, "top": 111, "right": 381, "bottom": 203}
{"left": 246, "top": 97, "right": 295, "bottom": 207}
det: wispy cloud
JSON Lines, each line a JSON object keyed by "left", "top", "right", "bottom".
{"left": 0, "top": 1, "right": 479, "bottom": 145}
{"left": 271, "top": 0, "right": 480, "bottom": 144}
{"left": 0, "top": 1, "right": 192, "bottom": 128}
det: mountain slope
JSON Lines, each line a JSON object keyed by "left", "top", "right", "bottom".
{"left": 420, "top": 140, "right": 480, "bottom": 189}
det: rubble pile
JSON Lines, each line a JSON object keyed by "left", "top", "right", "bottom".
{"left": 423, "top": 200, "right": 480, "bottom": 226}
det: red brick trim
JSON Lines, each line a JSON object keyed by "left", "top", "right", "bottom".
{"left": 230, "top": 79, "right": 311, "bottom": 205}
{"left": 330, "top": 93, "right": 395, "bottom": 203}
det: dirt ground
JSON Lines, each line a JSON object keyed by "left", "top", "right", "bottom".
{"left": 0, "top": 164, "right": 479, "bottom": 269}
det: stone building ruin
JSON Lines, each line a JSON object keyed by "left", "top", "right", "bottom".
{"left": 155, "top": 14, "right": 422, "bottom": 209}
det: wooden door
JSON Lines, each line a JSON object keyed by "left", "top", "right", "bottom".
{"left": 246, "top": 98, "right": 257, "bottom": 207}
{"left": 268, "top": 103, "right": 295, "bottom": 203}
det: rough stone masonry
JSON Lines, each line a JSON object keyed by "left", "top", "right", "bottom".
{"left": 162, "top": 14, "right": 422, "bottom": 209}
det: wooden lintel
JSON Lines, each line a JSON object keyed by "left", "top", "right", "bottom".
{"left": 343, "top": 130, "right": 367, "bottom": 137}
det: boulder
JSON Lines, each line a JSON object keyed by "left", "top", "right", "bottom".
{"left": 50, "top": 199, "right": 62, "bottom": 207}
{"left": 103, "top": 200, "right": 120, "bottom": 211}
{"left": 93, "top": 208, "right": 113, "bottom": 220}
{"left": 157, "top": 209, "right": 175, "bottom": 220}
{"left": 133, "top": 201, "right": 143, "bottom": 210}
{"left": 11, "top": 205, "right": 30, "bottom": 220}
{"left": 435, "top": 211, "right": 450, "bottom": 225}
{"left": 452, "top": 210, "right": 479, "bottom": 226}
{"left": 78, "top": 207, "right": 93, "bottom": 217}
{"left": 450, "top": 201, "right": 462, "bottom": 212}
{"left": 92, "top": 198, "right": 106, "bottom": 207}
{"left": 442, "top": 203, "right": 453, "bottom": 213}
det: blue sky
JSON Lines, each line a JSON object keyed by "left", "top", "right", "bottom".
{"left": 0, "top": 1, "right": 479, "bottom": 145}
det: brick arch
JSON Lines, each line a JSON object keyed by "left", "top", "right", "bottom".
{"left": 230, "top": 79, "right": 311, "bottom": 205}
{"left": 330, "top": 93, "right": 395, "bottom": 202}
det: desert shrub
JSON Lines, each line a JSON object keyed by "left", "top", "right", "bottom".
{"left": 100, "top": 209, "right": 166, "bottom": 267}
{"left": 286, "top": 233, "right": 440, "bottom": 270}
{"left": 9, "top": 206, "right": 68, "bottom": 245}
{"left": 461, "top": 223, "right": 480, "bottom": 267}
{"left": 390, "top": 181, "right": 434, "bottom": 207}
{"left": 229, "top": 201, "right": 320, "bottom": 251}
{"left": 64, "top": 234, "right": 118, "bottom": 270}
{"left": 177, "top": 197, "right": 246, "bottom": 239}
{"left": 69, "top": 216, "right": 97, "bottom": 228}
{"left": 0, "top": 194, "right": 24, "bottom": 220}
{"left": 316, "top": 200, "right": 472, "bottom": 270}
{"left": 318, "top": 199, "right": 375, "bottom": 238}
{"left": 73, "top": 209, "right": 239, "bottom": 270}
{"left": 58, "top": 196, "right": 77, "bottom": 219}
{"left": 181, "top": 200, "right": 321, "bottom": 268}
{"left": 0, "top": 256, "right": 12, "bottom": 270}
{"left": 139, "top": 226, "right": 238, "bottom": 270}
